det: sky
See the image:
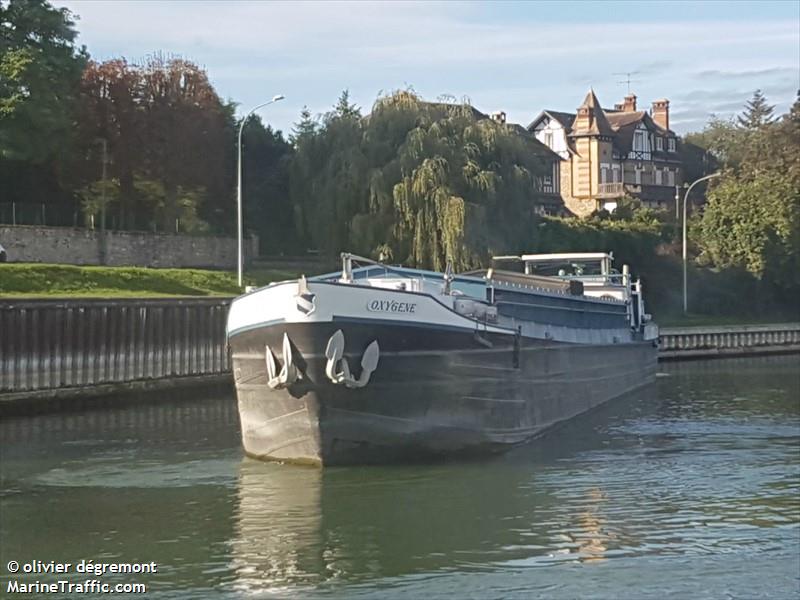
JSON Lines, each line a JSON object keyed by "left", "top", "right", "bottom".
{"left": 57, "top": 0, "right": 800, "bottom": 136}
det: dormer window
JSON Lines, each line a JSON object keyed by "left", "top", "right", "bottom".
{"left": 668, "top": 138, "right": 676, "bottom": 152}
{"left": 655, "top": 137, "right": 663, "bottom": 151}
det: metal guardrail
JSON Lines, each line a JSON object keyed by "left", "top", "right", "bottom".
{"left": 659, "top": 323, "right": 800, "bottom": 358}
{"left": 0, "top": 298, "right": 231, "bottom": 393}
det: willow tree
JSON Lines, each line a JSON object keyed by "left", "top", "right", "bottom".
{"left": 288, "top": 90, "right": 552, "bottom": 270}
{"left": 365, "top": 91, "right": 550, "bottom": 270}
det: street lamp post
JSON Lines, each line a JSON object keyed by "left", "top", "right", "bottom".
{"left": 682, "top": 172, "right": 720, "bottom": 315}
{"left": 237, "top": 94, "right": 285, "bottom": 288}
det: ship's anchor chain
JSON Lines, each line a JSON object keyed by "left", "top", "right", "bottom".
{"left": 325, "top": 329, "right": 380, "bottom": 389}
{"left": 265, "top": 333, "right": 299, "bottom": 390}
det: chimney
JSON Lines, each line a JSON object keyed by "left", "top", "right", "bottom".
{"left": 622, "top": 94, "right": 637, "bottom": 112}
{"left": 651, "top": 99, "right": 670, "bottom": 130}
{"left": 614, "top": 103, "right": 624, "bottom": 111}
{"left": 491, "top": 111, "right": 506, "bottom": 124}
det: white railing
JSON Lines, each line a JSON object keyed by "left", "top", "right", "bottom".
{"left": 597, "top": 182, "right": 624, "bottom": 197}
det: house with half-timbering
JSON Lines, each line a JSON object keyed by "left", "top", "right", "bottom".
{"left": 528, "top": 90, "right": 684, "bottom": 217}
{"left": 489, "top": 111, "right": 565, "bottom": 215}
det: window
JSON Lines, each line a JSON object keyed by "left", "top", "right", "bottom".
{"left": 655, "top": 168, "right": 662, "bottom": 186}
{"left": 635, "top": 168, "right": 642, "bottom": 185}
{"left": 544, "top": 132, "right": 553, "bottom": 147}
{"left": 655, "top": 137, "right": 663, "bottom": 151}
{"left": 634, "top": 131, "right": 646, "bottom": 151}
{"left": 667, "top": 169, "right": 675, "bottom": 187}
{"left": 668, "top": 138, "right": 676, "bottom": 152}
{"left": 552, "top": 163, "right": 559, "bottom": 192}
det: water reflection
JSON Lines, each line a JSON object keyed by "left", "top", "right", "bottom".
{"left": 229, "top": 453, "right": 625, "bottom": 592}
{"left": 229, "top": 461, "right": 323, "bottom": 594}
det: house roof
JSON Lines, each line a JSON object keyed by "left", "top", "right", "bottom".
{"left": 527, "top": 110, "right": 576, "bottom": 133}
{"left": 530, "top": 90, "right": 676, "bottom": 142}
{"left": 506, "top": 122, "right": 564, "bottom": 162}
{"left": 569, "top": 90, "right": 615, "bottom": 137}
{"left": 607, "top": 111, "right": 674, "bottom": 154}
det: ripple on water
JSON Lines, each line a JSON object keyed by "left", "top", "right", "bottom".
{"left": 34, "top": 457, "right": 239, "bottom": 489}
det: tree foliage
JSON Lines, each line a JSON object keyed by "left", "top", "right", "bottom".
{"left": 74, "top": 54, "right": 234, "bottom": 233}
{"left": 696, "top": 93, "right": 800, "bottom": 298}
{"left": 737, "top": 89, "right": 776, "bottom": 129}
{"left": 240, "top": 115, "right": 294, "bottom": 253}
{"left": 0, "top": 0, "right": 87, "bottom": 162}
{"left": 290, "top": 90, "right": 553, "bottom": 270}
{"left": 138, "top": 54, "right": 229, "bottom": 231}
{"left": 77, "top": 59, "right": 141, "bottom": 228}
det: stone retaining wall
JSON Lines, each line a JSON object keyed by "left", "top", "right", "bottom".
{"left": 0, "top": 225, "right": 257, "bottom": 269}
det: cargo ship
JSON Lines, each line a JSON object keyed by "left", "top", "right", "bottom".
{"left": 226, "top": 252, "right": 659, "bottom": 466}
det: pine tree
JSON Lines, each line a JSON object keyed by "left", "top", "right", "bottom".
{"left": 333, "top": 89, "right": 360, "bottom": 120}
{"left": 290, "top": 106, "right": 317, "bottom": 143}
{"left": 737, "top": 90, "right": 775, "bottom": 129}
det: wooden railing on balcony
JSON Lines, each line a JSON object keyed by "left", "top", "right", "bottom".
{"left": 597, "top": 182, "right": 624, "bottom": 197}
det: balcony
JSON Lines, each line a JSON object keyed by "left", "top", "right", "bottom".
{"left": 597, "top": 182, "right": 624, "bottom": 198}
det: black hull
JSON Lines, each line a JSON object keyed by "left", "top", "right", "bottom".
{"left": 230, "top": 321, "right": 658, "bottom": 466}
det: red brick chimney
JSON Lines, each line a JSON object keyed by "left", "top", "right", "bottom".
{"left": 651, "top": 99, "right": 670, "bottom": 130}
{"left": 622, "top": 94, "right": 637, "bottom": 112}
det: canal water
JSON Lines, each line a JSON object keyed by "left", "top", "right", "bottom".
{"left": 1, "top": 356, "right": 798, "bottom": 599}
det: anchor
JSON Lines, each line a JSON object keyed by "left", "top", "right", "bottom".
{"left": 324, "top": 329, "right": 380, "bottom": 389}
{"left": 265, "top": 333, "right": 299, "bottom": 390}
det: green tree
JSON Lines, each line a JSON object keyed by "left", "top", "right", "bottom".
{"left": 695, "top": 94, "right": 800, "bottom": 301}
{"left": 290, "top": 106, "right": 317, "bottom": 142}
{"left": 684, "top": 116, "right": 745, "bottom": 168}
{"left": 737, "top": 89, "right": 775, "bottom": 129}
{"left": 0, "top": 0, "right": 87, "bottom": 162}
{"left": 697, "top": 172, "right": 799, "bottom": 291}
{"left": 240, "top": 115, "right": 295, "bottom": 253}
{"left": 288, "top": 90, "right": 553, "bottom": 270}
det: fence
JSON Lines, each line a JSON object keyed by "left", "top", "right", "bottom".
{"left": 0, "top": 298, "right": 231, "bottom": 393}
{"left": 659, "top": 323, "right": 800, "bottom": 359}
{"left": 0, "top": 203, "right": 80, "bottom": 228}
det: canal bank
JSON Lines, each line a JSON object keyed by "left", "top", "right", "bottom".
{"left": 1, "top": 297, "right": 798, "bottom": 415}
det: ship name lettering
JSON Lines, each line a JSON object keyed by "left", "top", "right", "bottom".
{"left": 367, "top": 300, "right": 416, "bottom": 313}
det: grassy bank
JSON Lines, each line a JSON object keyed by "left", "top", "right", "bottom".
{"left": 3, "top": 264, "right": 797, "bottom": 326}
{"left": 0, "top": 264, "right": 297, "bottom": 298}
